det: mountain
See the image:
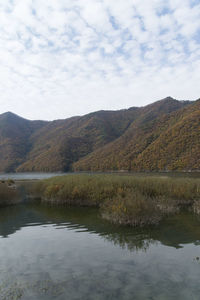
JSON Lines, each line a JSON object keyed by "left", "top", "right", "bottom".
{"left": 73, "top": 97, "right": 199, "bottom": 172}
{"left": 0, "top": 112, "right": 46, "bottom": 172}
{"left": 0, "top": 97, "right": 199, "bottom": 172}
{"left": 16, "top": 108, "right": 140, "bottom": 172}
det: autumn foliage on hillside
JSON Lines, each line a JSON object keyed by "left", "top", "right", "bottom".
{"left": 73, "top": 98, "right": 199, "bottom": 172}
{"left": 0, "top": 97, "right": 199, "bottom": 172}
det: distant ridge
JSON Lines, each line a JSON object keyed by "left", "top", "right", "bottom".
{"left": 0, "top": 97, "right": 199, "bottom": 172}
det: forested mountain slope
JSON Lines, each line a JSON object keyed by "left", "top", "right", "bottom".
{"left": 0, "top": 112, "right": 46, "bottom": 172}
{"left": 73, "top": 98, "right": 199, "bottom": 171}
{"left": 0, "top": 107, "right": 138, "bottom": 172}
{"left": 0, "top": 97, "right": 198, "bottom": 172}
{"left": 16, "top": 108, "right": 139, "bottom": 172}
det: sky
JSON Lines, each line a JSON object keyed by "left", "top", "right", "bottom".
{"left": 0, "top": 0, "right": 200, "bottom": 120}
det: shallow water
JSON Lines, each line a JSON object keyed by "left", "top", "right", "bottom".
{"left": 0, "top": 205, "right": 200, "bottom": 300}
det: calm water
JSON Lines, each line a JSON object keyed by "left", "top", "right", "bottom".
{"left": 0, "top": 173, "right": 67, "bottom": 180}
{"left": 0, "top": 205, "right": 200, "bottom": 300}
{"left": 0, "top": 172, "right": 199, "bottom": 181}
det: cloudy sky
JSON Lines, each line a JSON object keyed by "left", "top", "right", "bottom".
{"left": 0, "top": 0, "right": 199, "bottom": 120}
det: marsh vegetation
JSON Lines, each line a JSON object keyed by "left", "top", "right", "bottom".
{"left": 15, "top": 174, "right": 200, "bottom": 226}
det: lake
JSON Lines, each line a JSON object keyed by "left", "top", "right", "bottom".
{"left": 0, "top": 172, "right": 199, "bottom": 181}
{"left": 0, "top": 173, "right": 67, "bottom": 180}
{"left": 0, "top": 204, "right": 200, "bottom": 299}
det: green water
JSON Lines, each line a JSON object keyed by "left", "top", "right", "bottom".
{"left": 0, "top": 205, "right": 200, "bottom": 299}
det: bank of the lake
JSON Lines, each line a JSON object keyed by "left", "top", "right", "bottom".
{"left": 2, "top": 173, "right": 199, "bottom": 227}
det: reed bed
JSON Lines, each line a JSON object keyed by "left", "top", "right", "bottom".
{"left": 27, "top": 174, "right": 200, "bottom": 226}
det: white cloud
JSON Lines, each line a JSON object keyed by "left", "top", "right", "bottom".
{"left": 0, "top": 0, "right": 199, "bottom": 120}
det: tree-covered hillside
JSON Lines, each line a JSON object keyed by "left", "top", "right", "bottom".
{"left": 0, "top": 97, "right": 199, "bottom": 172}
{"left": 0, "top": 112, "right": 46, "bottom": 172}
{"left": 73, "top": 98, "right": 199, "bottom": 172}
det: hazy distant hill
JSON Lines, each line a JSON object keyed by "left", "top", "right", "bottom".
{"left": 0, "top": 97, "right": 199, "bottom": 172}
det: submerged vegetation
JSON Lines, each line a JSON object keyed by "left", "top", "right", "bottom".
{"left": 19, "top": 174, "right": 200, "bottom": 227}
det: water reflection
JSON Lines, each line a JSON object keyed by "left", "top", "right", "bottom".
{"left": 1, "top": 204, "right": 200, "bottom": 251}
{"left": 1, "top": 204, "right": 200, "bottom": 300}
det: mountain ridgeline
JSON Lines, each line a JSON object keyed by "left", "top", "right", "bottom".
{"left": 0, "top": 97, "right": 199, "bottom": 172}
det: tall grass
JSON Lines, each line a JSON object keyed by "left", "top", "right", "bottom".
{"left": 27, "top": 174, "right": 200, "bottom": 226}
